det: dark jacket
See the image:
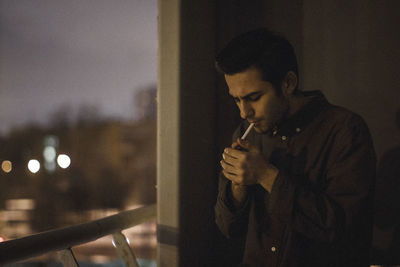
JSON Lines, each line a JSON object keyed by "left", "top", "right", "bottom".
{"left": 215, "top": 91, "right": 376, "bottom": 267}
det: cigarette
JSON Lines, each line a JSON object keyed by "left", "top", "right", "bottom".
{"left": 241, "top": 123, "right": 255, "bottom": 140}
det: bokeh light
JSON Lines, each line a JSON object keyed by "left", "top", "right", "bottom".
{"left": 28, "top": 160, "right": 40, "bottom": 173}
{"left": 1, "top": 160, "right": 12, "bottom": 173}
{"left": 57, "top": 154, "right": 71, "bottom": 169}
{"left": 43, "top": 146, "right": 56, "bottom": 161}
{"left": 44, "top": 161, "right": 56, "bottom": 172}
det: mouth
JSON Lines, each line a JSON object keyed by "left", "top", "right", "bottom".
{"left": 249, "top": 120, "right": 261, "bottom": 127}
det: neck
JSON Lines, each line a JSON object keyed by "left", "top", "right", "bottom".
{"left": 287, "top": 93, "right": 309, "bottom": 117}
{"left": 272, "top": 92, "right": 309, "bottom": 131}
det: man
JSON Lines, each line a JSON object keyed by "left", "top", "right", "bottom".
{"left": 214, "top": 28, "right": 376, "bottom": 267}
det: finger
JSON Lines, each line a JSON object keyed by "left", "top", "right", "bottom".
{"left": 222, "top": 152, "right": 240, "bottom": 167}
{"left": 222, "top": 169, "right": 239, "bottom": 183}
{"left": 231, "top": 140, "right": 239, "bottom": 149}
{"left": 224, "top": 147, "right": 245, "bottom": 159}
{"left": 220, "top": 160, "right": 238, "bottom": 175}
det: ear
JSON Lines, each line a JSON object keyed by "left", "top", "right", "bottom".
{"left": 281, "top": 71, "right": 298, "bottom": 97}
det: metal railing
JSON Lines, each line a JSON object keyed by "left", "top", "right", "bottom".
{"left": 0, "top": 204, "right": 157, "bottom": 266}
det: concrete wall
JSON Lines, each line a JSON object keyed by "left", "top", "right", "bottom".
{"left": 302, "top": 0, "right": 400, "bottom": 158}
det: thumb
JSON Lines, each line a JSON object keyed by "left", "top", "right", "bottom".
{"left": 236, "top": 138, "right": 258, "bottom": 152}
{"left": 236, "top": 138, "right": 249, "bottom": 148}
{"left": 237, "top": 138, "right": 259, "bottom": 152}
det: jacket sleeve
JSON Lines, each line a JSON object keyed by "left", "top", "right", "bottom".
{"left": 214, "top": 122, "right": 251, "bottom": 238}
{"left": 268, "top": 113, "right": 376, "bottom": 244}
{"left": 214, "top": 173, "right": 251, "bottom": 238}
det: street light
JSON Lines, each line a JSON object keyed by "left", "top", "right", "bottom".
{"left": 1, "top": 160, "right": 12, "bottom": 173}
{"left": 57, "top": 154, "right": 71, "bottom": 169}
{"left": 27, "top": 159, "right": 40, "bottom": 173}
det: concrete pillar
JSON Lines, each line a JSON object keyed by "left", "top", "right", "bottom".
{"left": 157, "top": 0, "right": 180, "bottom": 265}
{"left": 157, "top": 0, "right": 217, "bottom": 266}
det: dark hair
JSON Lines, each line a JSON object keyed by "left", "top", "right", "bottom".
{"left": 215, "top": 28, "right": 298, "bottom": 94}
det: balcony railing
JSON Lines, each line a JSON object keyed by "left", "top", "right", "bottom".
{"left": 0, "top": 204, "right": 157, "bottom": 266}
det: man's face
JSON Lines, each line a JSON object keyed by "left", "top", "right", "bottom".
{"left": 225, "top": 67, "right": 288, "bottom": 134}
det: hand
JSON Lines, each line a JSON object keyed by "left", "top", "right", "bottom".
{"left": 221, "top": 138, "right": 278, "bottom": 192}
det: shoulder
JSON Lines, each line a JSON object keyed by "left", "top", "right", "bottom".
{"left": 306, "top": 104, "right": 375, "bottom": 161}
{"left": 318, "top": 105, "right": 371, "bottom": 136}
{"left": 324, "top": 105, "right": 364, "bottom": 124}
{"left": 320, "top": 105, "right": 375, "bottom": 162}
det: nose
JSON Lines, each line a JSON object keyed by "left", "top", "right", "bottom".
{"left": 239, "top": 101, "right": 254, "bottom": 119}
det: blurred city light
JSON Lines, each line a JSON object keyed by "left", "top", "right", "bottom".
{"left": 1, "top": 160, "right": 12, "bottom": 173}
{"left": 5, "top": 199, "right": 36, "bottom": 210}
{"left": 27, "top": 159, "right": 40, "bottom": 173}
{"left": 44, "top": 161, "right": 56, "bottom": 172}
{"left": 44, "top": 135, "right": 59, "bottom": 148}
{"left": 57, "top": 154, "right": 71, "bottom": 169}
{"left": 43, "top": 146, "right": 56, "bottom": 161}
{"left": 43, "top": 138, "right": 58, "bottom": 173}
{"left": 0, "top": 236, "right": 5, "bottom": 242}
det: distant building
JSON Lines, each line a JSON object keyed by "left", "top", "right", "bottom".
{"left": 135, "top": 86, "right": 157, "bottom": 121}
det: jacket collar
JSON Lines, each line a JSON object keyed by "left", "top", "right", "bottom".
{"left": 271, "top": 90, "right": 330, "bottom": 139}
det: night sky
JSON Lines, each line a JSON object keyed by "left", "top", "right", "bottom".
{"left": 0, "top": 0, "right": 157, "bottom": 134}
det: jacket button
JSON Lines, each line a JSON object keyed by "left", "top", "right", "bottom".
{"left": 281, "top": 136, "right": 287, "bottom": 141}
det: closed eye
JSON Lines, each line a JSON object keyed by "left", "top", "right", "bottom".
{"left": 248, "top": 94, "right": 261, "bottom": 101}
{"left": 231, "top": 91, "right": 263, "bottom": 103}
